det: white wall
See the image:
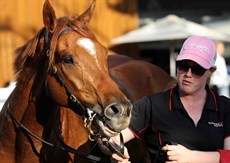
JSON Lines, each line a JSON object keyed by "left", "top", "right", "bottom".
{"left": 0, "top": 81, "right": 16, "bottom": 111}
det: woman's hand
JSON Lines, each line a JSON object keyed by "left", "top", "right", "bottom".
{"left": 162, "top": 143, "right": 193, "bottom": 163}
{"left": 111, "top": 146, "right": 130, "bottom": 163}
{"left": 98, "top": 138, "right": 130, "bottom": 163}
{"left": 98, "top": 128, "right": 135, "bottom": 163}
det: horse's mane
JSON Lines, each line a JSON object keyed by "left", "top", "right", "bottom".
{"left": 14, "top": 14, "right": 96, "bottom": 83}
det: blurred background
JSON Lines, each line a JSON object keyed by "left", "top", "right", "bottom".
{"left": 0, "top": 0, "right": 229, "bottom": 109}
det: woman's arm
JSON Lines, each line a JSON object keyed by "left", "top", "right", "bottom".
{"left": 161, "top": 137, "right": 230, "bottom": 163}
{"left": 112, "top": 128, "right": 135, "bottom": 145}
{"left": 162, "top": 144, "right": 220, "bottom": 163}
{"left": 223, "top": 136, "right": 230, "bottom": 149}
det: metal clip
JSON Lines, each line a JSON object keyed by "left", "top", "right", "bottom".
{"left": 46, "top": 49, "right": 50, "bottom": 57}
{"left": 70, "top": 94, "right": 77, "bottom": 102}
{"left": 87, "top": 109, "right": 96, "bottom": 121}
{"left": 50, "top": 65, "right": 57, "bottom": 74}
{"left": 83, "top": 109, "right": 98, "bottom": 141}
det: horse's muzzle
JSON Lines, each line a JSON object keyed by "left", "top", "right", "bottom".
{"left": 102, "top": 102, "right": 132, "bottom": 136}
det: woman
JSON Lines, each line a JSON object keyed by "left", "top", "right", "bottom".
{"left": 103, "top": 36, "right": 230, "bottom": 163}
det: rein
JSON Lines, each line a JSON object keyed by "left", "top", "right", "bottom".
{"left": 7, "top": 105, "right": 103, "bottom": 162}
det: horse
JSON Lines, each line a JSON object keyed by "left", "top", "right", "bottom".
{"left": 0, "top": 0, "right": 175, "bottom": 162}
{"left": 0, "top": 0, "right": 132, "bottom": 162}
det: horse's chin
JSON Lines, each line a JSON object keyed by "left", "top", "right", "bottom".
{"left": 96, "top": 119, "right": 120, "bottom": 137}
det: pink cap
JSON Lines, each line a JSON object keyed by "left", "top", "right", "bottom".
{"left": 176, "top": 36, "right": 217, "bottom": 69}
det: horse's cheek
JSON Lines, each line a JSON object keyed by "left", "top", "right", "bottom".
{"left": 46, "top": 76, "right": 69, "bottom": 106}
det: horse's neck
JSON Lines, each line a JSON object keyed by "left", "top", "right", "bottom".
{"left": 7, "top": 65, "right": 49, "bottom": 120}
{"left": 58, "top": 108, "right": 89, "bottom": 149}
{"left": 0, "top": 78, "right": 53, "bottom": 158}
{"left": 2, "top": 73, "right": 40, "bottom": 124}
{"left": 0, "top": 79, "right": 36, "bottom": 160}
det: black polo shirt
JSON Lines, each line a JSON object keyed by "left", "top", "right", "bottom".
{"left": 129, "top": 85, "right": 230, "bottom": 162}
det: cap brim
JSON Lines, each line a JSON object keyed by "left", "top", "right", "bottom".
{"left": 176, "top": 54, "right": 210, "bottom": 69}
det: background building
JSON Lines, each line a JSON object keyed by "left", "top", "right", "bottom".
{"left": 110, "top": 0, "right": 230, "bottom": 75}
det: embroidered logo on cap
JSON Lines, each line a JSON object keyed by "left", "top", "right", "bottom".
{"left": 184, "top": 43, "right": 211, "bottom": 56}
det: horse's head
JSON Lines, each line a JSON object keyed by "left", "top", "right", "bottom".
{"left": 39, "top": 0, "right": 131, "bottom": 138}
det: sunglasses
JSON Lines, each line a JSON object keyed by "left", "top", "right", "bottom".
{"left": 176, "top": 61, "right": 207, "bottom": 77}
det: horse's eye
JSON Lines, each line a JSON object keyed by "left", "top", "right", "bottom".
{"left": 61, "top": 56, "right": 73, "bottom": 64}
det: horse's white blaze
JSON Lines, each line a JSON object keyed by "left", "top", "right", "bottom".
{"left": 77, "top": 38, "right": 96, "bottom": 56}
{"left": 77, "top": 38, "right": 101, "bottom": 69}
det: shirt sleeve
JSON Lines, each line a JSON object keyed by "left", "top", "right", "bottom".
{"left": 219, "top": 150, "right": 230, "bottom": 163}
{"left": 128, "top": 96, "right": 152, "bottom": 138}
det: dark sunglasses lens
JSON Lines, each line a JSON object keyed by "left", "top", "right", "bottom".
{"left": 191, "top": 66, "right": 206, "bottom": 76}
{"left": 177, "top": 62, "right": 206, "bottom": 77}
{"left": 177, "top": 62, "right": 189, "bottom": 73}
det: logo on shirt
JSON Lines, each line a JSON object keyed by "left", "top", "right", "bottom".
{"left": 208, "top": 121, "right": 223, "bottom": 127}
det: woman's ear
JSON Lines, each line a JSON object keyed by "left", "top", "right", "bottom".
{"left": 210, "top": 66, "right": 217, "bottom": 73}
{"left": 208, "top": 67, "right": 217, "bottom": 78}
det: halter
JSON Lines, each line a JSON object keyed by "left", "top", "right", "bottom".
{"left": 44, "top": 27, "right": 104, "bottom": 139}
{"left": 7, "top": 26, "right": 124, "bottom": 162}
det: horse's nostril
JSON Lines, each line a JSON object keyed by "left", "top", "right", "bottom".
{"left": 111, "top": 105, "right": 120, "bottom": 114}
{"left": 104, "top": 103, "right": 124, "bottom": 118}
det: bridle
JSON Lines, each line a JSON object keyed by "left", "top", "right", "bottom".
{"left": 44, "top": 26, "right": 106, "bottom": 140}
{"left": 7, "top": 26, "right": 124, "bottom": 162}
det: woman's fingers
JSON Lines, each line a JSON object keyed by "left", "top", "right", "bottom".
{"left": 123, "top": 146, "right": 130, "bottom": 159}
{"left": 162, "top": 144, "right": 178, "bottom": 151}
{"left": 111, "top": 153, "right": 130, "bottom": 163}
{"left": 162, "top": 144, "right": 179, "bottom": 161}
{"left": 111, "top": 147, "right": 130, "bottom": 163}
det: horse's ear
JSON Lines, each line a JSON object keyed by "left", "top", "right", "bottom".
{"left": 43, "top": 0, "right": 57, "bottom": 32}
{"left": 75, "top": 0, "right": 96, "bottom": 26}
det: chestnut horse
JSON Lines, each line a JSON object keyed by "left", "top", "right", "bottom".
{"left": 0, "top": 0, "right": 175, "bottom": 163}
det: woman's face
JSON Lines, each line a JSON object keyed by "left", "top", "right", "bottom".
{"left": 176, "top": 60, "right": 215, "bottom": 95}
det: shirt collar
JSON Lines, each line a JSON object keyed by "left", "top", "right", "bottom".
{"left": 169, "top": 85, "right": 218, "bottom": 112}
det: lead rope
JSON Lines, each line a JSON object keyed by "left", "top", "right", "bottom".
{"left": 102, "top": 133, "right": 125, "bottom": 159}
{"left": 7, "top": 106, "right": 102, "bottom": 162}
{"left": 53, "top": 107, "right": 110, "bottom": 162}
{"left": 7, "top": 105, "right": 126, "bottom": 162}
